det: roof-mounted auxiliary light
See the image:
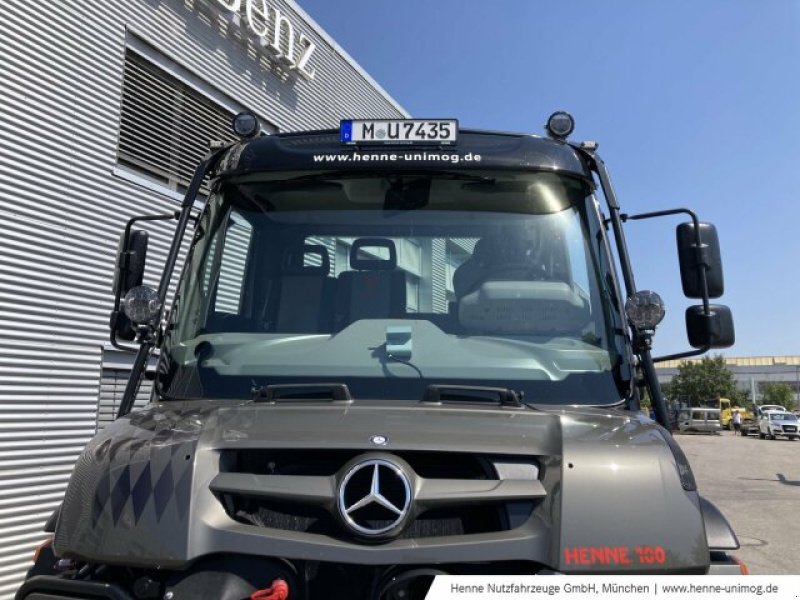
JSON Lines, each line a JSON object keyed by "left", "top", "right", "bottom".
{"left": 232, "top": 111, "right": 261, "bottom": 139}
{"left": 545, "top": 111, "right": 575, "bottom": 140}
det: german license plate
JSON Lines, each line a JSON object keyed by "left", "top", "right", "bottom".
{"left": 341, "top": 119, "right": 458, "bottom": 145}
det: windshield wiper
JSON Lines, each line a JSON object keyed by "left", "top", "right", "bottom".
{"left": 422, "top": 384, "right": 523, "bottom": 408}
{"left": 252, "top": 383, "right": 352, "bottom": 403}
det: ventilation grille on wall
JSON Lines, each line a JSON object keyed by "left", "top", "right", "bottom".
{"left": 97, "top": 368, "right": 153, "bottom": 430}
{"left": 117, "top": 49, "right": 237, "bottom": 189}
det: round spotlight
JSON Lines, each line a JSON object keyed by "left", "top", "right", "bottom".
{"left": 545, "top": 111, "right": 575, "bottom": 140}
{"left": 122, "top": 285, "right": 161, "bottom": 325}
{"left": 625, "top": 290, "right": 666, "bottom": 331}
{"left": 232, "top": 111, "right": 261, "bottom": 138}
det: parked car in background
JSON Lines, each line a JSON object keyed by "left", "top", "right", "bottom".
{"left": 755, "top": 404, "right": 789, "bottom": 416}
{"left": 758, "top": 411, "right": 799, "bottom": 440}
{"left": 678, "top": 407, "right": 721, "bottom": 434}
{"left": 744, "top": 405, "right": 790, "bottom": 435}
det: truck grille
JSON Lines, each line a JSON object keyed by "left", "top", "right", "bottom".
{"left": 214, "top": 450, "right": 543, "bottom": 540}
{"left": 220, "top": 449, "right": 494, "bottom": 479}
{"left": 234, "top": 501, "right": 497, "bottom": 537}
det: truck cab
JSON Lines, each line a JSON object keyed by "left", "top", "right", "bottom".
{"left": 18, "top": 113, "right": 742, "bottom": 600}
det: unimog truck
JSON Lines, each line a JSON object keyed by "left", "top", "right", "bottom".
{"left": 18, "top": 112, "right": 742, "bottom": 600}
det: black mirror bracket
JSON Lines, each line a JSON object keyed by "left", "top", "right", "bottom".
{"left": 652, "top": 346, "right": 710, "bottom": 363}
{"left": 632, "top": 328, "right": 653, "bottom": 356}
{"left": 110, "top": 212, "right": 181, "bottom": 352}
{"left": 620, "top": 207, "right": 727, "bottom": 362}
{"left": 577, "top": 147, "right": 724, "bottom": 432}
{"left": 116, "top": 147, "right": 230, "bottom": 419}
{"left": 577, "top": 149, "right": 673, "bottom": 429}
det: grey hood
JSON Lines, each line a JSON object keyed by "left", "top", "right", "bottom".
{"left": 54, "top": 400, "right": 709, "bottom": 573}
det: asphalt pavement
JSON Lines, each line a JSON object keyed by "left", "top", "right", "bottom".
{"left": 675, "top": 429, "right": 800, "bottom": 574}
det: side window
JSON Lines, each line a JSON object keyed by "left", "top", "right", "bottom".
{"left": 213, "top": 210, "right": 254, "bottom": 314}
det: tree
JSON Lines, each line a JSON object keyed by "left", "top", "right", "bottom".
{"left": 665, "top": 355, "right": 744, "bottom": 407}
{"left": 760, "top": 382, "right": 795, "bottom": 410}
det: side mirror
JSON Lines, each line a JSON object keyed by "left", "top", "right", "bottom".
{"left": 113, "top": 230, "right": 148, "bottom": 296}
{"left": 686, "top": 304, "right": 735, "bottom": 349}
{"left": 676, "top": 222, "right": 724, "bottom": 298}
{"left": 111, "top": 230, "right": 149, "bottom": 341}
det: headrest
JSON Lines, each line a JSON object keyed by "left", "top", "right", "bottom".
{"left": 283, "top": 244, "right": 330, "bottom": 275}
{"left": 350, "top": 238, "right": 397, "bottom": 270}
{"left": 452, "top": 235, "right": 546, "bottom": 298}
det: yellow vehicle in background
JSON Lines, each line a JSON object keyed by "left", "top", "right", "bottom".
{"left": 674, "top": 398, "right": 758, "bottom": 435}
{"left": 720, "top": 398, "right": 754, "bottom": 429}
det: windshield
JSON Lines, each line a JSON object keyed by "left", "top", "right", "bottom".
{"left": 769, "top": 413, "right": 796, "bottom": 421}
{"left": 159, "top": 170, "right": 628, "bottom": 404}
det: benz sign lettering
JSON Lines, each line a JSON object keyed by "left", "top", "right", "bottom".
{"left": 214, "top": 0, "right": 318, "bottom": 80}
{"left": 338, "top": 458, "right": 412, "bottom": 537}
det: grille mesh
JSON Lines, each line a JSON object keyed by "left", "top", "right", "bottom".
{"left": 216, "top": 449, "right": 538, "bottom": 539}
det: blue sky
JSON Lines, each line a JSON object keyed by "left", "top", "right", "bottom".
{"left": 299, "top": 0, "right": 800, "bottom": 358}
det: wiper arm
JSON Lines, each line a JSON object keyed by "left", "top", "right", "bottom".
{"left": 252, "top": 383, "right": 353, "bottom": 403}
{"left": 422, "top": 384, "right": 523, "bottom": 408}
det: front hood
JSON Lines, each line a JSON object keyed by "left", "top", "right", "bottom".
{"left": 54, "top": 401, "right": 709, "bottom": 573}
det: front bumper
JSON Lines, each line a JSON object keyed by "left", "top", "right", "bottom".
{"left": 16, "top": 555, "right": 748, "bottom": 600}
{"left": 16, "top": 577, "right": 131, "bottom": 600}
{"left": 769, "top": 428, "right": 797, "bottom": 437}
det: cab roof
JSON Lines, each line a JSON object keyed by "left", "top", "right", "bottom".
{"left": 215, "top": 128, "right": 594, "bottom": 182}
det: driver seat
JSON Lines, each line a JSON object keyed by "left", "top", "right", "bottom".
{"left": 452, "top": 235, "right": 551, "bottom": 300}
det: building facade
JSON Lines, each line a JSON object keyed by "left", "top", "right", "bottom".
{"left": 0, "top": 1, "right": 406, "bottom": 594}
{"left": 656, "top": 355, "right": 800, "bottom": 408}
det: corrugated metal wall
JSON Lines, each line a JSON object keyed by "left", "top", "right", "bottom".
{"left": 0, "top": 0, "right": 405, "bottom": 595}
{"left": 96, "top": 367, "right": 154, "bottom": 431}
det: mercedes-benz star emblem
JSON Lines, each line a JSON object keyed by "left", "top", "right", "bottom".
{"left": 338, "top": 458, "right": 411, "bottom": 536}
{"left": 370, "top": 435, "right": 388, "bottom": 446}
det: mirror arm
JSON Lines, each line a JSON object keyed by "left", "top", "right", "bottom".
{"left": 652, "top": 346, "right": 710, "bottom": 363}
{"left": 110, "top": 211, "right": 182, "bottom": 352}
{"left": 578, "top": 148, "right": 720, "bottom": 429}
{"left": 622, "top": 208, "right": 720, "bottom": 363}
{"left": 639, "top": 348, "right": 671, "bottom": 429}
{"left": 580, "top": 149, "right": 678, "bottom": 427}
{"left": 116, "top": 342, "right": 153, "bottom": 419}
{"left": 117, "top": 147, "right": 228, "bottom": 418}
{"left": 621, "top": 208, "right": 711, "bottom": 313}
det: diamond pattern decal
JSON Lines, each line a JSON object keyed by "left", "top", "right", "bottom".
{"left": 131, "top": 463, "right": 152, "bottom": 523}
{"left": 175, "top": 463, "right": 192, "bottom": 522}
{"left": 85, "top": 405, "right": 214, "bottom": 529}
{"left": 110, "top": 467, "right": 131, "bottom": 525}
{"left": 153, "top": 460, "right": 174, "bottom": 522}
{"left": 92, "top": 469, "right": 111, "bottom": 527}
